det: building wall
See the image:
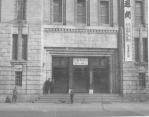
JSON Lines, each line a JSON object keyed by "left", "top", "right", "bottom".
{"left": 0, "top": 0, "right": 148, "bottom": 100}
{"left": 0, "top": 0, "right": 43, "bottom": 96}
{"left": 119, "top": 0, "right": 148, "bottom": 97}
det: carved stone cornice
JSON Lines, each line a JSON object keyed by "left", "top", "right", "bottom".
{"left": 44, "top": 28, "right": 118, "bottom": 34}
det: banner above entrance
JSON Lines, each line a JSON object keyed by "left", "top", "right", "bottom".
{"left": 73, "top": 58, "right": 88, "bottom": 65}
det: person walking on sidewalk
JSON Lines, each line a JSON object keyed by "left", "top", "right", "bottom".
{"left": 70, "top": 89, "right": 74, "bottom": 104}
{"left": 12, "top": 87, "right": 18, "bottom": 103}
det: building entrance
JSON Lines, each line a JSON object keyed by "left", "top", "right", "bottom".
{"left": 93, "top": 67, "right": 109, "bottom": 93}
{"left": 52, "top": 68, "right": 69, "bottom": 93}
{"left": 73, "top": 67, "right": 89, "bottom": 93}
{"left": 52, "top": 57, "right": 69, "bottom": 93}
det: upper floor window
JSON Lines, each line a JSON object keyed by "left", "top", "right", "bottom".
{"left": 17, "top": 0, "right": 26, "bottom": 20}
{"left": 76, "top": 0, "right": 90, "bottom": 25}
{"left": 12, "top": 34, "right": 18, "bottom": 60}
{"left": 135, "top": 0, "right": 143, "bottom": 25}
{"left": 22, "top": 35, "right": 28, "bottom": 61}
{"left": 52, "top": 0, "right": 66, "bottom": 24}
{"left": 100, "top": 0, "right": 109, "bottom": 24}
{"left": 77, "top": 0, "right": 86, "bottom": 24}
{"left": 12, "top": 34, "right": 28, "bottom": 61}
{"left": 134, "top": 38, "right": 140, "bottom": 62}
{"left": 143, "top": 38, "right": 148, "bottom": 62}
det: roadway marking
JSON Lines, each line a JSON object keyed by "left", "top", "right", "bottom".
{"left": 114, "top": 103, "right": 148, "bottom": 116}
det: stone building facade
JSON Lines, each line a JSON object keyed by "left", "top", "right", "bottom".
{"left": 0, "top": 0, "right": 148, "bottom": 100}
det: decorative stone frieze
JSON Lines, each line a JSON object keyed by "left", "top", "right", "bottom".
{"left": 44, "top": 28, "right": 118, "bottom": 34}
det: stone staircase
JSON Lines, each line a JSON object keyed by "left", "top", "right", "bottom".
{"left": 33, "top": 94, "right": 129, "bottom": 103}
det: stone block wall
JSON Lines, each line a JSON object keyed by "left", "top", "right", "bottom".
{"left": 0, "top": 24, "right": 12, "bottom": 94}
{"left": 0, "top": 0, "right": 43, "bottom": 98}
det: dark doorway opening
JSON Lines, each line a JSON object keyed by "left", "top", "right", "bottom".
{"left": 52, "top": 68, "right": 69, "bottom": 93}
{"left": 73, "top": 67, "right": 89, "bottom": 93}
{"left": 93, "top": 67, "right": 109, "bottom": 93}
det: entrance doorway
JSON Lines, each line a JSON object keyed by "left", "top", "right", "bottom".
{"left": 52, "top": 68, "right": 69, "bottom": 93}
{"left": 93, "top": 67, "right": 109, "bottom": 93}
{"left": 73, "top": 67, "right": 89, "bottom": 93}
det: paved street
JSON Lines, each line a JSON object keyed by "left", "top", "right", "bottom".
{"left": 0, "top": 102, "right": 149, "bottom": 117}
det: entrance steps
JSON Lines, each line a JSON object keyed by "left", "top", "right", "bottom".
{"left": 33, "top": 94, "right": 129, "bottom": 103}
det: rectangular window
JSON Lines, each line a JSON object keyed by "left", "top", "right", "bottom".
{"left": 77, "top": 0, "right": 86, "bottom": 24}
{"left": 143, "top": 38, "right": 148, "bottom": 62}
{"left": 139, "top": 73, "right": 146, "bottom": 88}
{"left": 53, "top": 57, "right": 68, "bottom": 66}
{"left": 134, "top": 38, "right": 140, "bottom": 62}
{"left": 100, "top": 1, "right": 109, "bottom": 24}
{"left": 12, "top": 34, "right": 18, "bottom": 60}
{"left": 135, "top": 1, "right": 143, "bottom": 25}
{"left": 17, "top": 0, "right": 26, "bottom": 20}
{"left": 22, "top": 35, "right": 27, "bottom": 60}
{"left": 15, "top": 71, "right": 22, "bottom": 87}
{"left": 53, "top": 0, "right": 62, "bottom": 23}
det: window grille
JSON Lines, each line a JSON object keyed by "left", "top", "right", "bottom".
{"left": 139, "top": 73, "right": 146, "bottom": 88}
{"left": 134, "top": 38, "right": 140, "bottom": 62}
{"left": 143, "top": 38, "right": 148, "bottom": 62}
{"left": 15, "top": 71, "right": 22, "bottom": 87}
{"left": 12, "top": 34, "right": 18, "bottom": 60}
{"left": 100, "top": 1, "right": 109, "bottom": 24}
{"left": 135, "top": 1, "right": 143, "bottom": 25}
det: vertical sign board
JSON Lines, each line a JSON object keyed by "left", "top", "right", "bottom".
{"left": 124, "top": 0, "right": 132, "bottom": 61}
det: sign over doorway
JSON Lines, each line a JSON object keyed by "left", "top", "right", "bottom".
{"left": 73, "top": 58, "right": 88, "bottom": 65}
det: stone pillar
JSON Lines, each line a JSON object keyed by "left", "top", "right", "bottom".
{"left": 109, "top": 56, "right": 113, "bottom": 94}
{"left": 18, "top": 22, "right": 23, "bottom": 60}
{"left": 89, "top": 69, "right": 93, "bottom": 94}
{"left": 46, "top": 53, "right": 52, "bottom": 81}
{"left": 69, "top": 58, "right": 73, "bottom": 94}
{"left": 89, "top": 59, "right": 93, "bottom": 94}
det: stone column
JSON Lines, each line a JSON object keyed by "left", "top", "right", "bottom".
{"left": 69, "top": 58, "right": 73, "bottom": 94}
{"left": 89, "top": 59, "right": 93, "bottom": 94}
{"left": 18, "top": 22, "right": 23, "bottom": 60}
{"left": 109, "top": 56, "right": 113, "bottom": 94}
{"left": 89, "top": 69, "right": 93, "bottom": 94}
{"left": 46, "top": 53, "right": 52, "bottom": 81}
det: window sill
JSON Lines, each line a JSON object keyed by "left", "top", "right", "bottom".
{"left": 99, "top": 24, "right": 110, "bottom": 27}
{"left": 52, "top": 22, "right": 64, "bottom": 25}
{"left": 10, "top": 60, "right": 27, "bottom": 65}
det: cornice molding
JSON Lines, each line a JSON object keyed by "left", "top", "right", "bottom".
{"left": 44, "top": 28, "right": 118, "bottom": 34}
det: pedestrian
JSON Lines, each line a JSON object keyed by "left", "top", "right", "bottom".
{"left": 44, "top": 78, "right": 51, "bottom": 94}
{"left": 70, "top": 89, "right": 74, "bottom": 104}
{"left": 12, "top": 87, "right": 18, "bottom": 103}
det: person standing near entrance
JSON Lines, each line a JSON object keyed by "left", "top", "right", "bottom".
{"left": 70, "top": 89, "right": 74, "bottom": 104}
{"left": 12, "top": 87, "right": 18, "bottom": 103}
{"left": 44, "top": 78, "right": 51, "bottom": 94}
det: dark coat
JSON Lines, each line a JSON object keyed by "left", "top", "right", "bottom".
{"left": 45, "top": 80, "right": 51, "bottom": 90}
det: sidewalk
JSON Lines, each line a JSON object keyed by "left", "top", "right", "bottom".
{"left": 0, "top": 102, "right": 149, "bottom": 116}
{"left": 0, "top": 102, "right": 148, "bottom": 111}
